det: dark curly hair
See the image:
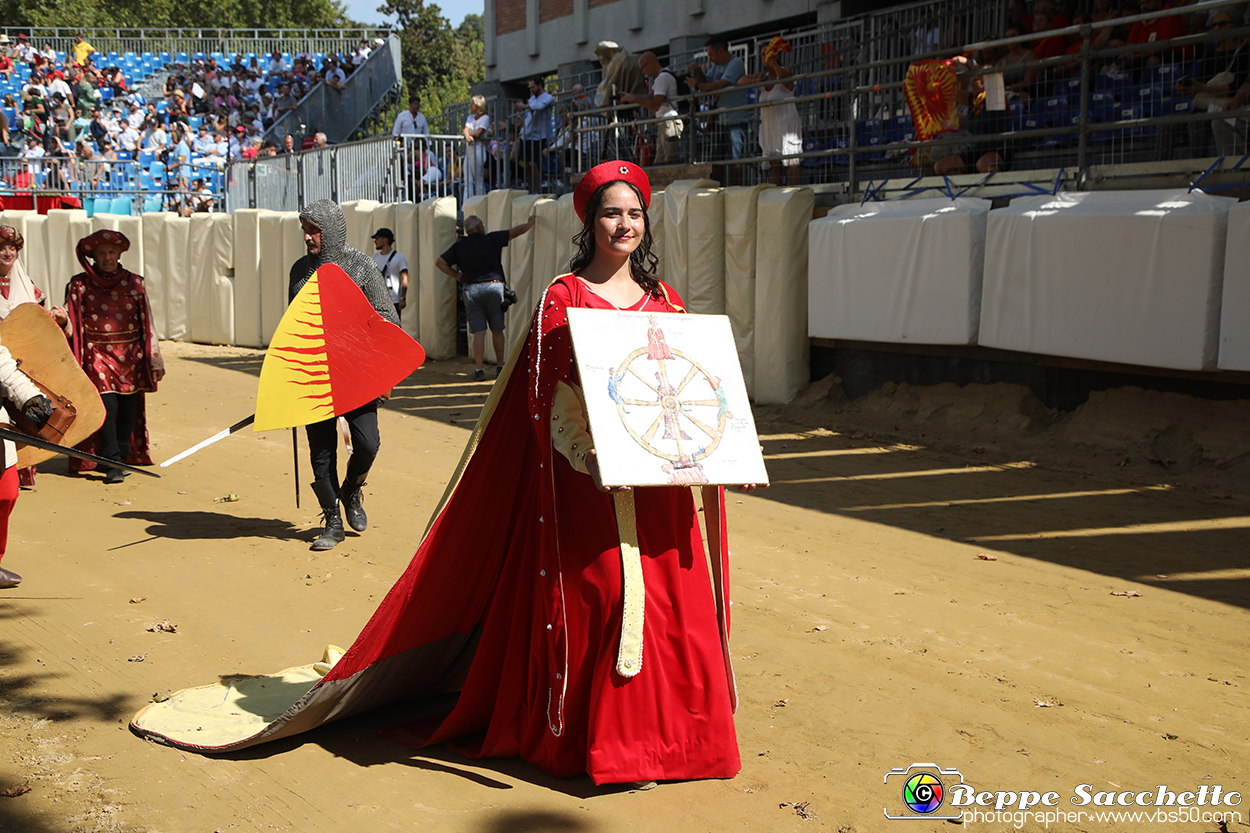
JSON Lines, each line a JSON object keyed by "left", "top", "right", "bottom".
{"left": 568, "top": 179, "right": 663, "bottom": 298}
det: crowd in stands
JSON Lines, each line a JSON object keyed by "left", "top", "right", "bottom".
{"left": 1, "top": 34, "right": 379, "bottom": 214}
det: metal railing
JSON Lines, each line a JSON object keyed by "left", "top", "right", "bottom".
{"left": 0, "top": 155, "right": 228, "bottom": 215}
{"left": 564, "top": 0, "right": 1248, "bottom": 196}
{"left": 0, "top": 28, "right": 390, "bottom": 63}
{"left": 225, "top": 134, "right": 467, "bottom": 212}
{"left": 264, "top": 34, "right": 403, "bottom": 145}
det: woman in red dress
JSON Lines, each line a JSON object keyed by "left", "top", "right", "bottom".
{"left": 373, "top": 162, "right": 745, "bottom": 785}
{"left": 63, "top": 230, "right": 163, "bottom": 483}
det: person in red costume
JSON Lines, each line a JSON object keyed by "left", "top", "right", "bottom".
{"left": 380, "top": 161, "right": 758, "bottom": 786}
{"left": 62, "top": 230, "right": 164, "bottom": 484}
{"left": 0, "top": 225, "right": 71, "bottom": 488}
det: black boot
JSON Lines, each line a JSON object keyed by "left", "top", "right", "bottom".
{"left": 340, "top": 472, "right": 367, "bottom": 533}
{"left": 104, "top": 456, "right": 127, "bottom": 484}
{"left": 310, "top": 478, "right": 345, "bottom": 550}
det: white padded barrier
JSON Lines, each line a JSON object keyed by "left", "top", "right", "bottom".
{"left": 259, "top": 211, "right": 290, "bottom": 347}
{"left": 274, "top": 212, "right": 304, "bottom": 346}
{"left": 393, "top": 202, "right": 419, "bottom": 342}
{"left": 809, "top": 197, "right": 990, "bottom": 345}
{"left": 684, "top": 187, "right": 726, "bottom": 314}
{"left": 17, "top": 214, "right": 50, "bottom": 305}
{"left": 503, "top": 194, "right": 550, "bottom": 358}
{"left": 209, "top": 213, "right": 235, "bottom": 345}
{"left": 554, "top": 193, "right": 580, "bottom": 273}
{"left": 341, "top": 200, "right": 381, "bottom": 254}
{"left": 755, "top": 187, "right": 814, "bottom": 405}
{"left": 981, "top": 190, "right": 1232, "bottom": 371}
{"left": 162, "top": 216, "right": 191, "bottom": 341}
{"left": 417, "top": 196, "right": 459, "bottom": 360}
{"left": 187, "top": 214, "right": 234, "bottom": 345}
{"left": 1219, "top": 200, "right": 1250, "bottom": 371}
{"left": 46, "top": 210, "right": 92, "bottom": 323}
{"left": 647, "top": 191, "right": 664, "bottom": 276}
{"left": 723, "top": 184, "right": 774, "bottom": 400}
{"left": 140, "top": 213, "right": 171, "bottom": 339}
{"left": 231, "top": 209, "right": 264, "bottom": 347}
{"left": 531, "top": 196, "right": 571, "bottom": 327}
{"left": 662, "top": 179, "right": 717, "bottom": 303}
{"left": 484, "top": 189, "right": 525, "bottom": 282}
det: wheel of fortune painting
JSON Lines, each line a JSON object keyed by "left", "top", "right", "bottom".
{"left": 606, "top": 316, "right": 734, "bottom": 479}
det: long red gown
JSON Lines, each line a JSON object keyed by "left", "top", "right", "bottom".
{"left": 129, "top": 275, "right": 739, "bottom": 785}
{"left": 383, "top": 274, "right": 740, "bottom": 783}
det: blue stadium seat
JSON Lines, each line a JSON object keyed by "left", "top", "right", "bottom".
{"left": 1007, "top": 99, "right": 1026, "bottom": 132}
{"left": 143, "top": 198, "right": 163, "bottom": 213}
{"left": 1142, "top": 64, "right": 1182, "bottom": 89}
{"left": 1133, "top": 84, "right": 1166, "bottom": 118}
{"left": 800, "top": 138, "right": 829, "bottom": 168}
{"left": 883, "top": 113, "right": 914, "bottom": 144}
{"left": 1095, "top": 71, "right": 1133, "bottom": 101}
{"left": 138, "top": 150, "right": 156, "bottom": 168}
{"left": 110, "top": 197, "right": 133, "bottom": 216}
{"left": 1052, "top": 76, "right": 1083, "bottom": 102}
{"left": 140, "top": 171, "right": 157, "bottom": 191}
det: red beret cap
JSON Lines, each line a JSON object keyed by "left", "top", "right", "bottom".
{"left": 573, "top": 160, "right": 651, "bottom": 223}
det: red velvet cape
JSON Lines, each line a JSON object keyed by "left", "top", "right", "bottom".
{"left": 131, "top": 275, "right": 739, "bottom": 785}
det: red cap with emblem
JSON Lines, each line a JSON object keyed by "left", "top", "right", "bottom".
{"left": 573, "top": 160, "right": 651, "bottom": 223}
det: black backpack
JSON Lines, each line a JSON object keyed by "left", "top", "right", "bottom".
{"left": 658, "top": 68, "right": 694, "bottom": 116}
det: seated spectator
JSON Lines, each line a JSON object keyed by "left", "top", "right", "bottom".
{"left": 0, "top": 48, "right": 14, "bottom": 82}
{"left": 268, "top": 50, "right": 287, "bottom": 77}
{"left": 47, "top": 70, "right": 72, "bottom": 104}
{"left": 997, "top": 24, "right": 1040, "bottom": 102}
{"left": 282, "top": 133, "right": 296, "bottom": 154}
{"left": 242, "top": 135, "right": 261, "bottom": 159}
{"left": 934, "top": 71, "right": 1009, "bottom": 175}
{"left": 324, "top": 59, "right": 347, "bottom": 90}
{"left": 142, "top": 117, "right": 168, "bottom": 153}
{"left": 117, "top": 120, "right": 140, "bottom": 153}
{"left": 1123, "top": 0, "right": 1190, "bottom": 68}
{"left": 1031, "top": 11, "right": 1069, "bottom": 61}
{"left": 190, "top": 178, "right": 214, "bottom": 212}
{"left": 1176, "top": 11, "right": 1249, "bottom": 156}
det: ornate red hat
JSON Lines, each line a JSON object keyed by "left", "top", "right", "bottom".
{"left": 78, "top": 229, "right": 131, "bottom": 257}
{"left": 0, "top": 225, "right": 23, "bottom": 251}
{"left": 573, "top": 160, "right": 651, "bottom": 222}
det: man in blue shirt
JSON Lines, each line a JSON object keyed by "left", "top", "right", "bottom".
{"left": 687, "top": 35, "right": 748, "bottom": 184}
{"left": 513, "top": 77, "right": 554, "bottom": 193}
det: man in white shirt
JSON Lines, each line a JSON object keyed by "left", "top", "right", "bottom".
{"left": 47, "top": 72, "right": 72, "bottom": 102}
{"left": 623, "top": 52, "right": 683, "bottom": 165}
{"left": 21, "top": 139, "right": 44, "bottom": 176}
{"left": 268, "top": 51, "right": 286, "bottom": 76}
{"left": 143, "top": 118, "right": 168, "bottom": 151}
{"left": 126, "top": 101, "right": 145, "bottom": 130}
{"left": 117, "top": 122, "right": 140, "bottom": 152}
{"left": 324, "top": 60, "right": 347, "bottom": 90}
{"left": 392, "top": 96, "right": 429, "bottom": 136}
{"left": 371, "top": 228, "right": 409, "bottom": 316}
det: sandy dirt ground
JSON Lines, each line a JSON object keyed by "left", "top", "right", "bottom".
{"left": 1, "top": 341, "right": 1247, "bottom": 833}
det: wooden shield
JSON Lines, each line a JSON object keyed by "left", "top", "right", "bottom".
{"left": 0, "top": 303, "right": 106, "bottom": 468}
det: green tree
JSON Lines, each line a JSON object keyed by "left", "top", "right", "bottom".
{"left": 377, "top": 0, "right": 484, "bottom": 120}
{"left": 0, "top": 0, "right": 349, "bottom": 29}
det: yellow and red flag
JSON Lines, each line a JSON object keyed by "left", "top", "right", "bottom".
{"left": 254, "top": 264, "right": 425, "bottom": 432}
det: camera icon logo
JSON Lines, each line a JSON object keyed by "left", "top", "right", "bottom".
{"left": 884, "top": 763, "right": 965, "bottom": 821}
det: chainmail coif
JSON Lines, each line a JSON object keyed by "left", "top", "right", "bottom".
{"left": 288, "top": 199, "right": 400, "bottom": 326}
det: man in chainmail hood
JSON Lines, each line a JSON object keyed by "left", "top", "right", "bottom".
{"left": 291, "top": 199, "right": 400, "bottom": 550}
